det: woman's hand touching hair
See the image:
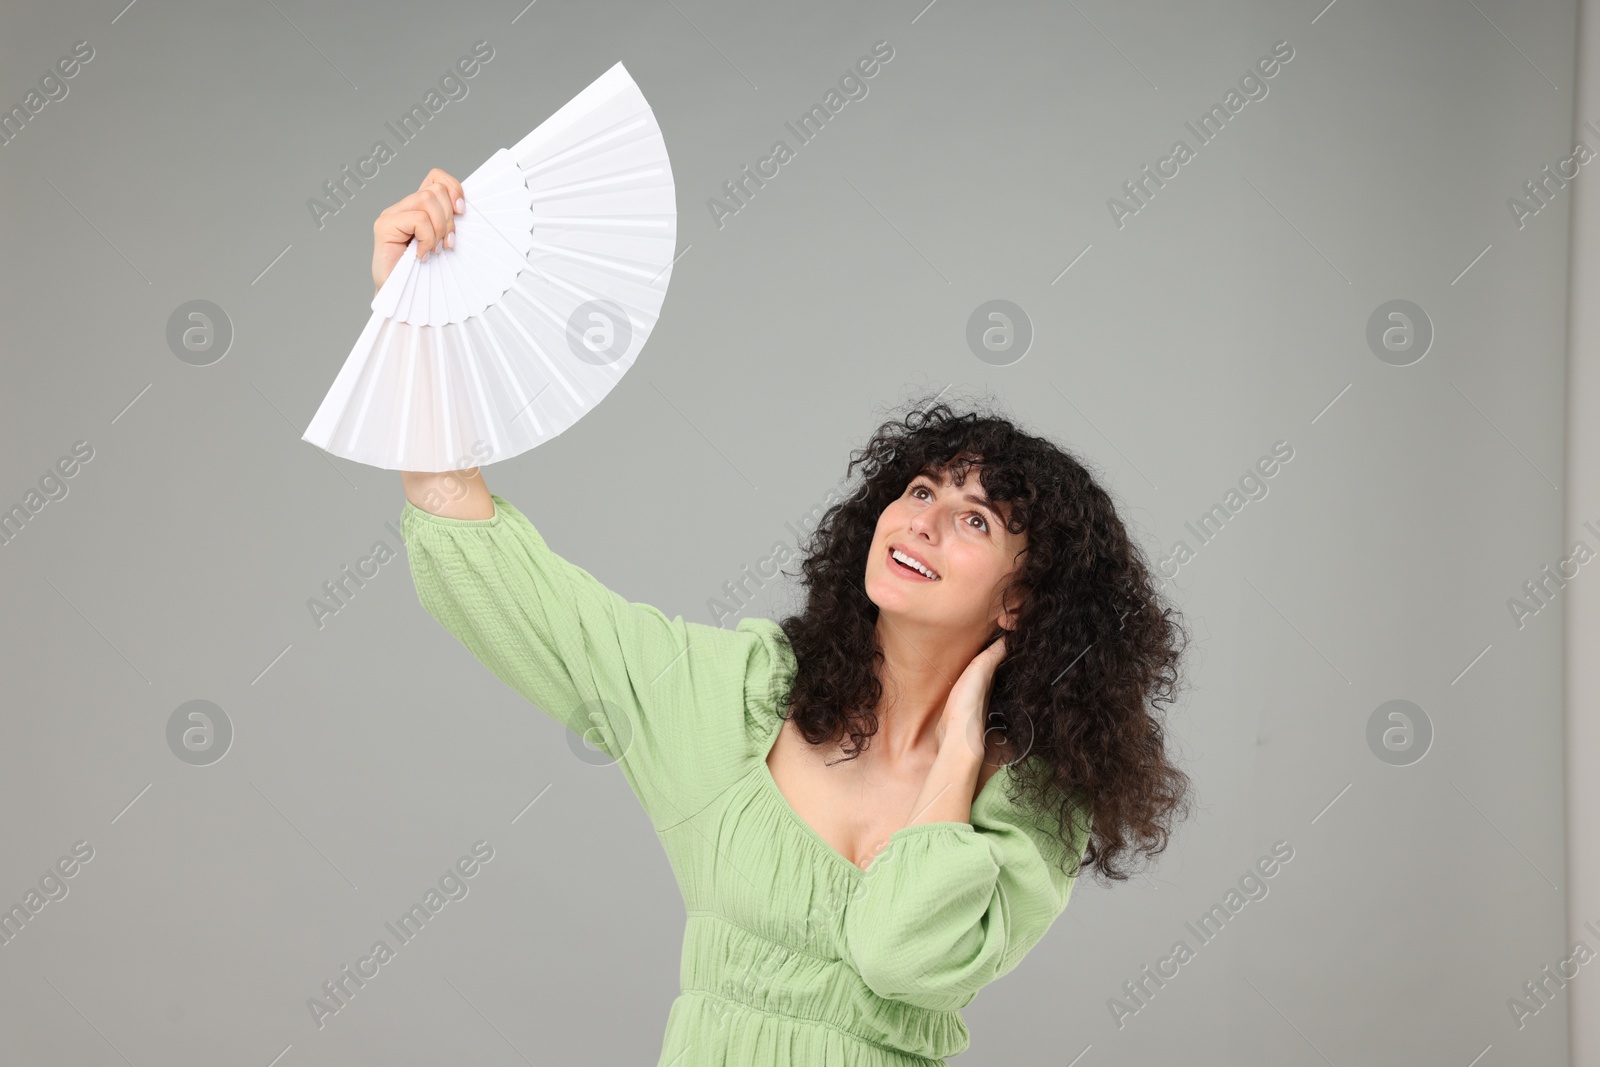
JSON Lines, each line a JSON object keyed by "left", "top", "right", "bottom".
{"left": 892, "top": 633, "right": 1013, "bottom": 834}
{"left": 934, "top": 632, "right": 1009, "bottom": 760}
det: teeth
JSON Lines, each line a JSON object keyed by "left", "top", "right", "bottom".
{"left": 892, "top": 548, "right": 939, "bottom": 580}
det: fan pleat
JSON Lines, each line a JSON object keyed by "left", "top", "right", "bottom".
{"left": 518, "top": 117, "right": 653, "bottom": 181}
{"left": 460, "top": 316, "right": 509, "bottom": 458}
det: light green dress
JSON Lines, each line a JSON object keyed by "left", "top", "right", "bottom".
{"left": 401, "top": 493, "right": 1089, "bottom": 1066}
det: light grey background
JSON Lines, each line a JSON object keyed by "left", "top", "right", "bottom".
{"left": 0, "top": 1, "right": 1577, "bottom": 1065}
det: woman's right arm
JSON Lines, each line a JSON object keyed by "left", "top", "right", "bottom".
{"left": 379, "top": 167, "right": 791, "bottom": 833}
{"left": 374, "top": 168, "right": 488, "bottom": 519}
{"left": 400, "top": 492, "right": 796, "bottom": 833}
{"left": 401, "top": 469, "right": 495, "bottom": 520}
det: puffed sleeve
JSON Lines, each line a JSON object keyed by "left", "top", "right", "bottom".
{"left": 400, "top": 493, "right": 795, "bottom": 832}
{"left": 842, "top": 764, "right": 1091, "bottom": 1012}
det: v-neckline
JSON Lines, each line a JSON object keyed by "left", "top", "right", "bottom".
{"left": 754, "top": 711, "right": 1015, "bottom": 877}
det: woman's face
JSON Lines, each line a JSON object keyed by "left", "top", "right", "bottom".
{"left": 865, "top": 463, "right": 1029, "bottom": 636}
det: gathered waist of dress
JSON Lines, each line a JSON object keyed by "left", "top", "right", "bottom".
{"left": 679, "top": 911, "right": 970, "bottom": 1061}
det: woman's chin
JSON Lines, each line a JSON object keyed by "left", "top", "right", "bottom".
{"left": 866, "top": 589, "right": 937, "bottom": 627}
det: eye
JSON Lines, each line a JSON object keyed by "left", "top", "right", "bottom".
{"left": 911, "top": 481, "right": 990, "bottom": 533}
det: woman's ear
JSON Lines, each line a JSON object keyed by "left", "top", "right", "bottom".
{"left": 996, "top": 582, "right": 1028, "bottom": 633}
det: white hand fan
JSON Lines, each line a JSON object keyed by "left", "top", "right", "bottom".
{"left": 302, "top": 61, "right": 678, "bottom": 472}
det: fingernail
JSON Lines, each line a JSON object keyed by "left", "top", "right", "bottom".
{"left": 455, "top": 197, "right": 464, "bottom": 212}
{"left": 446, "top": 231, "right": 455, "bottom": 248}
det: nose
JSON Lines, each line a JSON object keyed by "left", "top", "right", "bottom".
{"left": 907, "top": 502, "right": 939, "bottom": 540}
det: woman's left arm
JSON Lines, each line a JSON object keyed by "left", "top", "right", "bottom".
{"left": 844, "top": 635, "right": 1089, "bottom": 1011}
{"left": 897, "top": 633, "right": 1009, "bottom": 830}
{"left": 842, "top": 786, "right": 1089, "bottom": 1012}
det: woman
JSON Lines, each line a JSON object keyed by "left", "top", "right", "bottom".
{"left": 385, "top": 170, "right": 1193, "bottom": 1065}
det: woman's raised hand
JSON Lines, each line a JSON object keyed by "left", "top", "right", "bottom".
{"left": 935, "top": 633, "right": 1010, "bottom": 761}
{"left": 372, "top": 168, "right": 465, "bottom": 294}
{"left": 383, "top": 168, "right": 493, "bottom": 516}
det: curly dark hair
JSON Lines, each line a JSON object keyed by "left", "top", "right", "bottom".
{"left": 774, "top": 390, "right": 1193, "bottom": 884}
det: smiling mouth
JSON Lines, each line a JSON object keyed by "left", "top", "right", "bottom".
{"left": 888, "top": 546, "right": 940, "bottom": 581}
